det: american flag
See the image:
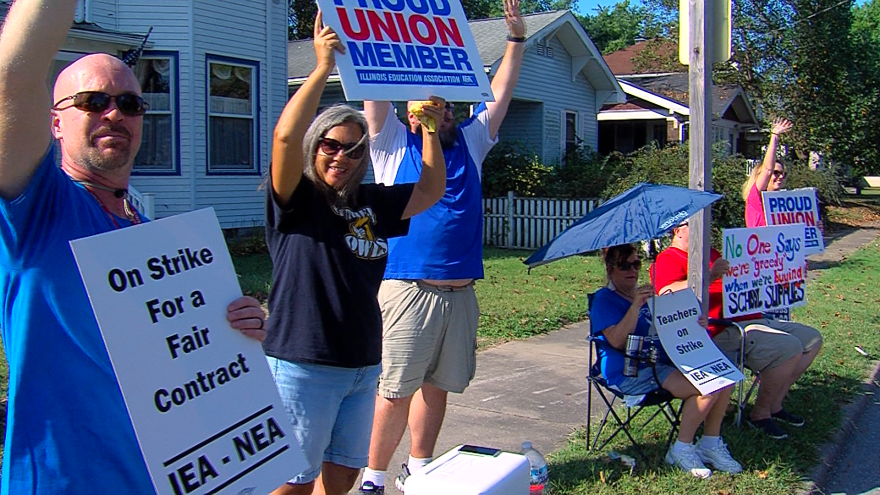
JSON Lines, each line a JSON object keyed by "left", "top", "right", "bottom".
{"left": 120, "top": 26, "right": 153, "bottom": 68}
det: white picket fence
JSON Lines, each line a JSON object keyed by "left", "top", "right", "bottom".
{"left": 128, "top": 185, "right": 155, "bottom": 220}
{"left": 483, "top": 191, "right": 600, "bottom": 249}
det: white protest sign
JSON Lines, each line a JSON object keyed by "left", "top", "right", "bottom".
{"left": 653, "top": 290, "right": 743, "bottom": 395}
{"left": 70, "top": 208, "right": 305, "bottom": 495}
{"left": 762, "top": 188, "right": 825, "bottom": 255}
{"left": 721, "top": 224, "right": 806, "bottom": 318}
{"left": 316, "top": 0, "right": 495, "bottom": 102}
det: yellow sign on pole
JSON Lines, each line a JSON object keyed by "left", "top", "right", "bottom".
{"left": 679, "top": 0, "right": 732, "bottom": 65}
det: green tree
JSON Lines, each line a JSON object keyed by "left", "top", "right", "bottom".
{"left": 847, "top": 0, "right": 880, "bottom": 176}
{"left": 577, "top": 0, "right": 674, "bottom": 54}
{"left": 288, "top": 0, "right": 317, "bottom": 40}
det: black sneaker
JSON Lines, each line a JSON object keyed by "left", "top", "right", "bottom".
{"left": 394, "top": 463, "right": 412, "bottom": 492}
{"left": 748, "top": 417, "right": 789, "bottom": 440}
{"left": 358, "top": 481, "right": 385, "bottom": 494}
{"left": 772, "top": 408, "right": 806, "bottom": 427}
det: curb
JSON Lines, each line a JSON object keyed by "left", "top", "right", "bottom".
{"left": 800, "top": 359, "right": 880, "bottom": 495}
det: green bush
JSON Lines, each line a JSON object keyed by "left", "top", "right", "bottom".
{"left": 482, "top": 141, "right": 844, "bottom": 240}
{"left": 550, "top": 146, "right": 615, "bottom": 199}
{"left": 601, "top": 143, "right": 748, "bottom": 243}
{"left": 784, "top": 161, "right": 845, "bottom": 208}
{"left": 481, "top": 141, "right": 554, "bottom": 198}
{"left": 482, "top": 142, "right": 611, "bottom": 198}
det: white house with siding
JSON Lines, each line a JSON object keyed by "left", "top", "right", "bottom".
{"left": 0, "top": 0, "right": 288, "bottom": 229}
{"left": 288, "top": 10, "right": 625, "bottom": 165}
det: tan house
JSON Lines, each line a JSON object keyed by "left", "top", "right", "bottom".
{"left": 597, "top": 40, "right": 761, "bottom": 156}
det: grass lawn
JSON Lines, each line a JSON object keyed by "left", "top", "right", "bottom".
{"left": 547, "top": 239, "right": 880, "bottom": 495}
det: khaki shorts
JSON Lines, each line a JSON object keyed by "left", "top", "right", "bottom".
{"left": 377, "top": 279, "right": 479, "bottom": 397}
{"left": 713, "top": 318, "right": 824, "bottom": 373}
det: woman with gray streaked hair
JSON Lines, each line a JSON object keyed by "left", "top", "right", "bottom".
{"left": 262, "top": 12, "right": 446, "bottom": 495}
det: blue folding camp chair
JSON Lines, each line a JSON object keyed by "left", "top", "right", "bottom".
{"left": 585, "top": 293, "right": 683, "bottom": 463}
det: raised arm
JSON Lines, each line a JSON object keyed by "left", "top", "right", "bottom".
{"left": 755, "top": 118, "right": 792, "bottom": 192}
{"left": 0, "top": 0, "right": 80, "bottom": 200}
{"left": 363, "top": 100, "right": 392, "bottom": 138}
{"left": 485, "top": 0, "right": 526, "bottom": 139}
{"left": 401, "top": 98, "right": 446, "bottom": 219}
{"left": 271, "top": 11, "right": 343, "bottom": 206}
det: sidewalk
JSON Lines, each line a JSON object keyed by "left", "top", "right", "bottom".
{"left": 354, "top": 223, "right": 880, "bottom": 494}
{"left": 357, "top": 321, "right": 595, "bottom": 494}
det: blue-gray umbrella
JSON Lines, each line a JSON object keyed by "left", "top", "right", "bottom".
{"left": 524, "top": 183, "right": 723, "bottom": 269}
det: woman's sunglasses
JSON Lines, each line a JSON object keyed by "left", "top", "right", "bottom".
{"left": 52, "top": 91, "right": 148, "bottom": 117}
{"left": 318, "top": 137, "right": 366, "bottom": 160}
{"left": 772, "top": 170, "right": 786, "bottom": 179}
{"left": 616, "top": 259, "right": 642, "bottom": 271}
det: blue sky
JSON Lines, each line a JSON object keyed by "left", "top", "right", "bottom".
{"left": 575, "top": 0, "right": 623, "bottom": 15}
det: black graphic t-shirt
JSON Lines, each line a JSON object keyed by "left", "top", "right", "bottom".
{"left": 263, "top": 178, "right": 414, "bottom": 368}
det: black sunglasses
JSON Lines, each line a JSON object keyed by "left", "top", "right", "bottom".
{"left": 616, "top": 259, "right": 642, "bottom": 271}
{"left": 445, "top": 102, "right": 455, "bottom": 112}
{"left": 772, "top": 170, "right": 786, "bottom": 179}
{"left": 52, "top": 91, "right": 148, "bottom": 117}
{"left": 318, "top": 137, "right": 366, "bottom": 160}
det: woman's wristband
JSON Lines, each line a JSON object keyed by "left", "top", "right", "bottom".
{"left": 507, "top": 35, "right": 526, "bottom": 43}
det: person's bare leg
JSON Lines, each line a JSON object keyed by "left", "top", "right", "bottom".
{"left": 769, "top": 345, "right": 821, "bottom": 412}
{"left": 662, "top": 372, "right": 719, "bottom": 443}
{"left": 270, "top": 481, "right": 315, "bottom": 495}
{"left": 367, "top": 395, "right": 414, "bottom": 472}
{"left": 794, "top": 344, "right": 821, "bottom": 377}
{"left": 408, "top": 383, "right": 448, "bottom": 458}
{"left": 702, "top": 385, "right": 733, "bottom": 437}
{"left": 751, "top": 354, "right": 798, "bottom": 420}
{"left": 312, "top": 463, "right": 360, "bottom": 495}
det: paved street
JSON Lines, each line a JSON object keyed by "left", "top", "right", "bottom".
{"left": 822, "top": 373, "right": 880, "bottom": 495}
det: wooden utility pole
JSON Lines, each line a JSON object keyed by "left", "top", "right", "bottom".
{"left": 686, "top": 0, "right": 713, "bottom": 312}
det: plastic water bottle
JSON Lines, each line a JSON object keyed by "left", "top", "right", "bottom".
{"left": 521, "top": 441, "right": 549, "bottom": 494}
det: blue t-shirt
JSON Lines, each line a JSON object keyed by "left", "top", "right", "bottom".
{"left": 370, "top": 103, "right": 497, "bottom": 280}
{"left": 0, "top": 149, "right": 153, "bottom": 494}
{"left": 588, "top": 287, "right": 661, "bottom": 387}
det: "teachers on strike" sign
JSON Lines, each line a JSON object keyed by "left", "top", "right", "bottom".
{"left": 317, "top": 0, "right": 495, "bottom": 102}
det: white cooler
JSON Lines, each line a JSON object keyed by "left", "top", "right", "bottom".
{"left": 403, "top": 445, "right": 530, "bottom": 495}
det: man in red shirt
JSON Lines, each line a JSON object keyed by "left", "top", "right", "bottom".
{"left": 650, "top": 222, "right": 823, "bottom": 440}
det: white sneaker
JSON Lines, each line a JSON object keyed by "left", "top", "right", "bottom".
{"left": 665, "top": 443, "right": 712, "bottom": 479}
{"left": 696, "top": 438, "right": 743, "bottom": 474}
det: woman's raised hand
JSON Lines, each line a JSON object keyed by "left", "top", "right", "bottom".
{"left": 314, "top": 11, "right": 345, "bottom": 69}
{"left": 771, "top": 118, "right": 793, "bottom": 136}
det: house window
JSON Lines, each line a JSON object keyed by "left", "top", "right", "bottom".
{"left": 564, "top": 111, "right": 578, "bottom": 157}
{"left": 133, "top": 53, "right": 179, "bottom": 174}
{"left": 208, "top": 57, "right": 259, "bottom": 174}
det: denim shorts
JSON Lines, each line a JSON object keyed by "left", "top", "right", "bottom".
{"left": 267, "top": 356, "right": 381, "bottom": 484}
{"left": 613, "top": 363, "right": 676, "bottom": 396}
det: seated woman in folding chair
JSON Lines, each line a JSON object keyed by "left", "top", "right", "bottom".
{"left": 590, "top": 244, "right": 742, "bottom": 478}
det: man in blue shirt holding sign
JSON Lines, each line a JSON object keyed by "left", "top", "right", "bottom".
{"left": 0, "top": 1, "right": 266, "bottom": 492}
{"left": 359, "top": 1, "right": 526, "bottom": 492}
